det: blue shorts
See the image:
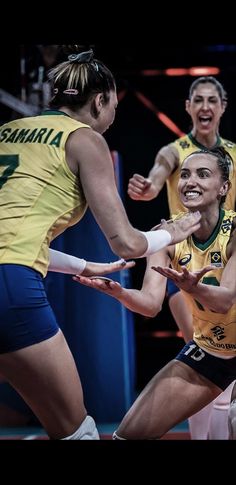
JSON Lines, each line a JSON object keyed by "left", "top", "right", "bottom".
{"left": 0, "top": 264, "right": 59, "bottom": 354}
{"left": 176, "top": 340, "right": 236, "bottom": 390}
{"left": 167, "top": 279, "right": 180, "bottom": 299}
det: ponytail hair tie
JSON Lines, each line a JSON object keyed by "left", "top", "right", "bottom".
{"left": 68, "top": 49, "right": 94, "bottom": 63}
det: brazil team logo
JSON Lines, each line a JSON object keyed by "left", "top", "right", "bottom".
{"left": 179, "top": 140, "right": 190, "bottom": 149}
{"left": 178, "top": 254, "right": 191, "bottom": 266}
{"left": 210, "top": 251, "right": 223, "bottom": 267}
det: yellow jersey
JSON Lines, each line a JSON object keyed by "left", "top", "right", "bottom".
{"left": 166, "top": 133, "right": 236, "bottom": 215}
{"left": 0, "top": 110, "right": 90, "bottom": 276}
{"left": 171, "top": 209, "right": 236, "bottom": 357}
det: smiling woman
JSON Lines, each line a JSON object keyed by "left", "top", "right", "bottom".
{"left": 179, "top": 147, "right": 231, "bottom": 211}
{"left": 125, "top": 76, "right": 236, "bottom": 439}
{"left": 76, "top": 146, "right": 236, "bottom": 440}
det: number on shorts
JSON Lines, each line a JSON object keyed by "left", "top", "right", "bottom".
{"left": 184, "top": 343, "right": 205, "bottom": 361}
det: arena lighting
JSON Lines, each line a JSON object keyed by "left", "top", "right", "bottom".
{"left": 141, "top": 67, "right": 220, "bottom": 76}
{"left": 140, "top": 69, "right": 162, "bottom": 76}
{"left": 188, "top": 67, "right": 220, "bottom": 76}
{"left": 165, "top": 68, "right": 189, "bottom": 76}
{"left": 151, "top": 330, "right": 183, "bottom": 338}
{"left": 134, "top": 91, "right": 185, "bottom": 137}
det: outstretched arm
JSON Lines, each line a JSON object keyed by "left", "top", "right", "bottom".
{"left": 152, "top": 265, "right": 213, "bottom": 291}
{"left": 127, "top": 144, "right": 178, "bottom": 201}
{"left": 153, "top": 229, "right": 236, "bottom": 313}
{"left": 68, "top": 130, "right": 200, "bottom": 259}
{"left": 74, "top": 247, "right": 170, "bottom": 317}
{"left": 48, "top": 248, "right": 135, "bottom": 276}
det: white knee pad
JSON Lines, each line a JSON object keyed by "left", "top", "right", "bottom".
{"left": 62, "top": 416, "right": 100, "bottom": 440}
{"left": 112, "top": 431, "right": 126, "bottom": 440}
{"left": 213, "top": 381, "right": 235, "bottom": 410}
{"left": 228, "top": 399, "right": 236, "bottom": 440}
{"left": 188, "top": 402, "right": 213, "bottom": 440}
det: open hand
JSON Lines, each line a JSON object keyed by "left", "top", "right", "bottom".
{"left": 151, "top": 264, "right": 213, "bottom": 291}
{"left": 152, "top": 212, "right": 201, "bottom": 245}
{"left": 73, "top": 274, "right": 123, "bottom": 298}
{"left": 81, "top": 259, "right": 135, "bottom": 277}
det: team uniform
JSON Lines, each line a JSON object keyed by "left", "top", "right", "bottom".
{"left": 0, "top": 110, "right": 89, "bottom": 353}
{"left": 167, "top": 133, "right": 236, "bottom": 299}
{"left": 167, "top": 133, "right": 236, "bottom": 215}
{"left": 171, "top": 209, "right": 236, "bottom": 390}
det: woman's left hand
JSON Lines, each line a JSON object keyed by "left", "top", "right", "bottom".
{"left": 151, "top": 265, "right": 213, "bottom": 292}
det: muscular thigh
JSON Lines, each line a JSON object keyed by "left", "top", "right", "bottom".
{"left": 0, "top": 265, "right": 86, "bottom": 436}
{"left": 117, "top": 359, "right": 221, "bottom": 439}
{"left": 0, "top": 331, "right": 86, "bottom": 437}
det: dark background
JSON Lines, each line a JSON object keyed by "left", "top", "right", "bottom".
{"left": 1, "top": 43, "right": 236, "bottom": 389}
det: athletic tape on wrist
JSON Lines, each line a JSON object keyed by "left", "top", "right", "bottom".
{"left": 49, "top": 249, "right": 86, "bottom": 275}
{"left": 139, "top": 229, "right": 172, "bottom": 257}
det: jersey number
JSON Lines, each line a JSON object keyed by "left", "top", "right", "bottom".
{"left": 0, "top": 155, "right": 19, "bottom": 189}
{"left": 195, "top": 276, "right": 220, "bottom": 311}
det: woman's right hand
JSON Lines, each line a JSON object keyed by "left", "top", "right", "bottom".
{"left": 73, "top": 275, "right": 123, "bottom": 298}
{"left": 128, "top": 174, "right": 157, "bottom": 201}
{"left": 152, "top": 211, "right": 201, "bottom": 245}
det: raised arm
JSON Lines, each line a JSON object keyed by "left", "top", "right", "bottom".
{"left": 127, "top": 144, "right": 179, "bottom": 201}
{"left": 67, "top": 130, "right": 200, "bottom": 260}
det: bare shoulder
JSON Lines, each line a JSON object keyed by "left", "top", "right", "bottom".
{"left": 156, "top": 143, "right": 179, "bottom": 169}
{"left": 67, "top": 127, "right": 108, "bottom": 153}
{"left": 65, "top": 127, "right": 111, "bottom": 175}
{"left": 66, "top": 128, "right": 108, "bottom": 159}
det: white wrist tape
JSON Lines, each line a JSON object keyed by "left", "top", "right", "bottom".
{"left": 48, "top": 249, "right": 86, "bottom": 275}
{"left": 139, "top": 230, "right": 172, "bottom": 257}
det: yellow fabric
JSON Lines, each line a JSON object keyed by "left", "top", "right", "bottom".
{"left": 171, "top": 209, "right": 236, "bottom": 356}
{"left": 166, "top": 134, "right": 236, "bottom": 215}
{"left": 0, "top": 112, "right": 90, "bottom": 276}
